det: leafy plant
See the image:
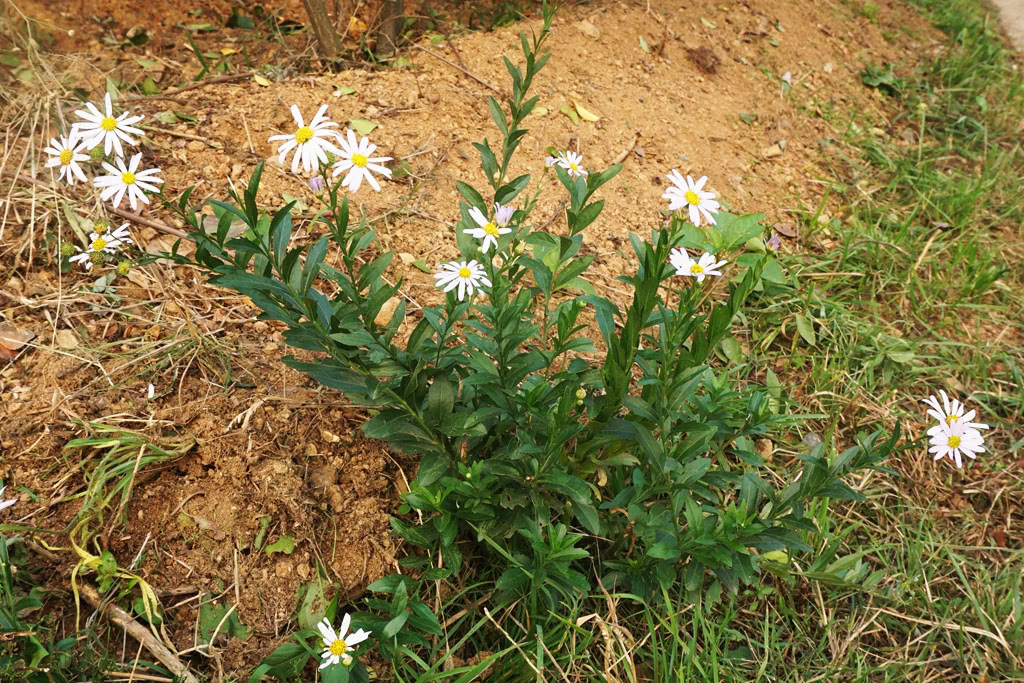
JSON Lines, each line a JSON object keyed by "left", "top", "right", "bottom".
{"left": 161, "top": 1, "right": 898, "bottom": 675}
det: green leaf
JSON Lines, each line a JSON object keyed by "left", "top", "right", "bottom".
{"left": 322, "top": 663, "right": 351, "bottom": 683}
{"left": 700, "top": 17, "right": 717, "bottom": 29}
{"left": 559, "top": 105, "right": 579, "bottom": 125}
{"left": 297, "top": 575, "right": 331, "bottom": 629}
{"left": 794, "top": 313, "right": 816, "bottom": 346}
{"left": 739, "top": 112, "right": 757, "bottom": 125}
{"left": 248, "top": 642, "right": 309, "bottom": 683}
{"left": 425, "top": 378, "right": 455, "bottom": 426}
{"left": 349, "top": 118, "right": 378, "bottom": 135}
{"left": 382, "top": 612, "right": 409, "bottom": 639}
{"left": 408, "top": 601, "right": 443, "bottom": 635}
{"left": 720, "top": 336, "right": 743, "bottom": 365}
{"left": 456, "top": 181, "right": 487, "bottom": 212}
{"left": 198, "top": 599, "right": 248, "bottom": 643}
{"left": 264, "top": 536, "right": 295, "bottom": 555}
{"left": 638, "top": 35, "right": 649, "bottom": 53}
{"left": 415, "top": 452, "right": 448, "bottom": 486}
{"left": 648, "top": 542, "right": 679, "bottom": 560}
{"left": 0, "top": 53, "right": 20, "bottom": 67}
{"left": 886, "top": 349, "right": 915, "bottom": 364}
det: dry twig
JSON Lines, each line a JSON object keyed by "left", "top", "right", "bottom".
{"left": 79, "top": 583, "right": 200, "bottom": 683}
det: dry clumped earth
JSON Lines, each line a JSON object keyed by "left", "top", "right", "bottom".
{"left": 0, "top": 0, "right": 944, "bottom": 677}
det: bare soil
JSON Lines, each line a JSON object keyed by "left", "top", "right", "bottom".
{"left": 1, "top": 0, "right": 950, "bottom": 678}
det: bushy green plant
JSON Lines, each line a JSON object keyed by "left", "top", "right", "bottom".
{"left": 161, "top": 2, "right": 897, "bottom": 671}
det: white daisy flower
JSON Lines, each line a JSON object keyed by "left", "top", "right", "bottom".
{"left": 331, "top": 129, "right": 392, "bottom": 192}
{"left": 663, "top": 171, "right": 720, "bottom": 227}
{"left": 105, "top": 222, "right": 134, "bottom": 246}
{"left": 0, "top": 486, "right": 16, "bottom": 512}
{"left": 922, "top": 390, "right": 989, "bottom": 435}
{"left": 550, "top": 151, "right": 588, "bottom": 178}
{"left": 465, "top": 205, "right": 513, "bottom": 253}
{"left": 433, "top": 260, "right": 491, "bottom": 301}
{"left": 68, "top": 231, "right": 123, "bottom": 272}
{"left": 72, "top": 93, "right": 145, "bottom": 158}
{"left": 928, "top": 421, "right": 986, "bottom": 469}
{"left": 268, "top": 104, "right": 343, "bottom": 175}
{"left": 44, "top": 134, "right": 90, "bottom": 184}
{"left": 93, "top": 153, "right": 164, "bottom": 210}
{"left": 669, "top": 248, "right": 728, "bottom": 283}
{"left": 317, "top": 615, "right": 371, "bottom": 669}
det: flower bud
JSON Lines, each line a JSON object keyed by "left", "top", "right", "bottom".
{"left": 116, "top": 260, "right": 132, "bottom": 275}
{"left": 59, "top": 242, "right": 75, "bottom": 257}
{"left": 575, "top": 388, "right": 586, "bottom": 401}
{"left": 89, "top": 251, "right": 105, "bottom": 265}
{"left": 89, "top": 146, "right": 105, "bottom": 161}
{"left": 309, "top": 176, "right": 325, "bottom": 194}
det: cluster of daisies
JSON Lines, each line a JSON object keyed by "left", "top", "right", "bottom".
{"left": 68, "top": 223, "right": 134, "bottom": 272}
{"left": 45, "top": 93, "right": 164, "bottom": 270}
{"left": 924, "top": 391, "right": 989, "bottom": 468}
{"left": 432, "top": 151, "right": 730, "bottom": 301}
{"left": 268, "top": 104, "right": 393, "bottom": 192}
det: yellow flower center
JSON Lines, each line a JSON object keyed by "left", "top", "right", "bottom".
{"left": 121, "top": 171, "right": 136, "bottom": 185}
{"left": 945, "top": 415, "right": 958, "bottom": 425}
{"left": 685, "top": 190, "right": 700, "bottom": 206}
{"left": 328, "top": 639, "right": 348, "bottom": 656}
{"left": 458, "top": 267, "right": 472, "bottom": 278}
{"left": 569, "top": 162, "right": 578, "bottom": 171}
{"left": 352, "top": 153, "right": 368, "bottom": 168}
{"left": 483, "top": 222, "right": 499, "bottom": 236}
{"left": 690, "top": 264, "right": 704, "bottom": 275}
{"left": 59, "top": 149, "right": 73, "bottom": 165}
{"left": 100, "top": 116, "right": 117, "bottom": 132}
{"left": 947, "top": 435, "right": 961, "bottom": 449}
{"left": 295, "top": 126, "right": 314, "bottom": 143}
{"left": 92, "top": 237, "right": 108, "bottom": 251}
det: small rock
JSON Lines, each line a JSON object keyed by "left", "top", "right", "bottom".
{"left": 823, "top": 62, "right": 834, "bottom": 73}
{"left": 264, "top": 342, "right": 279, "bottom": 352}
{"left": 755, "top": 438, "right": 773, "bottom": 461}
{"left": 187, "top": 140, "right": 205, "bottom": 152}
{"left": 231, "top": 163, "right": 244, "bottom": 178}
{"left": 761, "top": 143, "right": 784, "bottom": 159}
{"left": 374, "top": 296, "right": 401, "bottom": 328}
{"left": 577, "top": 20, "right": 600, "bottom": 39}
{"left": 55, "top": 330, "right": 78, "bottom": 349}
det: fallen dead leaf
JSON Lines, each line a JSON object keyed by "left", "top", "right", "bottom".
{"left": 0, "top": 324, "right": 36, "bottom": 360}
